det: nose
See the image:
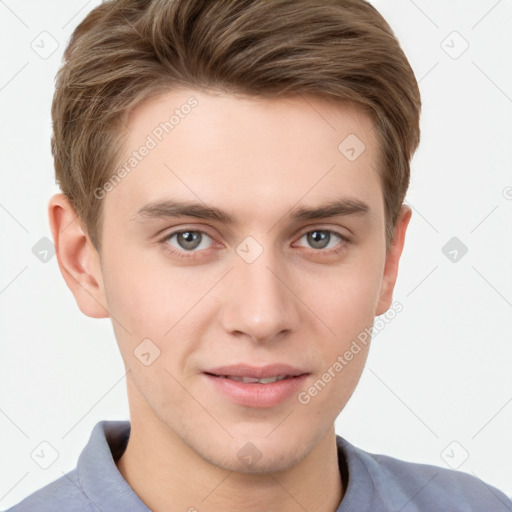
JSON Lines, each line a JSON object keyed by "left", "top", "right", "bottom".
{"left": 219, "top": 242, "right": 300, "bottom": 344}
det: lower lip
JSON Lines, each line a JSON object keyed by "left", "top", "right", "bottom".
{"left": 204, "top": 374, "right": 309, "bottom": 408}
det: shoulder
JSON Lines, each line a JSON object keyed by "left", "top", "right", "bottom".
{"left": 4, "top": 469, "right": 92, "bottom": 512}
{"left": 4, "top": 420, "right": 147, "bottom": 512}
{"left": 337, "top": 436, "right": 512, "bottom": 511}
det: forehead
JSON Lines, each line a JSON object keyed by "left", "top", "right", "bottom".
{"left": 104, "top": 88, "right": 383, "bottom": 228}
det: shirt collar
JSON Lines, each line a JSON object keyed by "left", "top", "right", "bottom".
{"left": 77, "top": 420, "right": 150, "bottom": 511}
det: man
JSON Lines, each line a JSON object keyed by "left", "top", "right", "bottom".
{"left": 6, "top": 0, "right": 511, "bottom": 510}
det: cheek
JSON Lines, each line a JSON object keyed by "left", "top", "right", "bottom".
{"left": 101, "top": 248, "right": 223, "bottom": 377}
{"left": 102, "top": 244, "right": 211, "bottom": 332}
{"left": 305, "top": 251, "right": 384, "bottom": 339}
{"left": 301, "top": 269, "right": 379, "bottom": 412}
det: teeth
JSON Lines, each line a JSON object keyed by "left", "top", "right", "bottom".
{"left": 224, "top": 375, "right": 290, "bottom": 384}
{"left": 257, "top": 376, "right": 278, "bottom": 384}
{"left": 242, "top": 376, "right": 261, "bottom": 383}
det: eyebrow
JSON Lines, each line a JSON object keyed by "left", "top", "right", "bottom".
{"left": 130, "top": 197, "right": 370, "bottom": 225}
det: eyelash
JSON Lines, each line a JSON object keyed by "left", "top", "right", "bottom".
{"left": 159, "top": 227, "right": 351, "bottom": 260}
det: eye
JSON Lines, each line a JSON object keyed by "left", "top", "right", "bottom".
{"left": 164, "top": 230, "right": 214, "bottom": 253}
{"left": 159, "top": 227, "right": 350, "bottom": 261}
{"left": 295, "top": 229, "right": 349, "bottom": 251}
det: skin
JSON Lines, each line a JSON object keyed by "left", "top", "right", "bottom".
{"left": 49, "top": 88, "right": 411, "bottom": 512}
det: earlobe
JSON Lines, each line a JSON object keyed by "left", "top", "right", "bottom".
{"left": 375, "top": 205, "right": 412, "bottom": 316}
{"left": 48, "top": 193, "right": 109, "bottom": 319}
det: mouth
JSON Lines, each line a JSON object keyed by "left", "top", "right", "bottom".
{"left": 204, "top": 363, "right": 308, "bottom": 381}
{"left": 206, "top": 374, "right": 300, "bottom": 384}
{"left": 203, "top": 364, "right": 309, "bottom": 408}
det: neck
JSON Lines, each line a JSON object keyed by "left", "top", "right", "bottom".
{"left": 116, "top": 414, "right": 344, "bottom": 512}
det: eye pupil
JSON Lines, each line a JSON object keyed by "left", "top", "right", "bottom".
{"left": 178, "top": 231, "right": 201, "bottom": 250}
{"left": 307, "top": 230, "right": 330, "bottom": 249}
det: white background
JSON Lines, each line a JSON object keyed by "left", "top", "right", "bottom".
{"left": 0, "top": 0, "right": 511, "bottom": 508}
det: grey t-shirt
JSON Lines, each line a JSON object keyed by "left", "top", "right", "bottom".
{"left": 4, "top": 420, "right": 511, "bottom": 511}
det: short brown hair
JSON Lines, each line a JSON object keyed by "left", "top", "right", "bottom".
{"left": 52, "top": 0, "right": 420, "bottom": 251}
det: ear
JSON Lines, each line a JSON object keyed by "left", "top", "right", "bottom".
{"left": 48, "top": 193, "right": 109, "bottom": 318}
{"left": 375, "top": 205, "right": 412, "bottom": 316}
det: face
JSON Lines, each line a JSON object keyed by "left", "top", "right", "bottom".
{"left": 61, "top": 88, "right": 409, "bottom": 474}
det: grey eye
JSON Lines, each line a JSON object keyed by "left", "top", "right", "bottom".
{"left": 166, "top": 230, "right": 213, "bottom": 251}
{"left": 298, "top": 230, "right": 343, "bottom": 250}
{"left": 306, "top": 230, "right": 331, "bottom": 249}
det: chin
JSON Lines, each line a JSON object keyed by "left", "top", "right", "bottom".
{"left": 211, "top": 445, "right": 309, "bottom": 475}
{"left": 197, "top": 430, "right": 318, "bottom": 475}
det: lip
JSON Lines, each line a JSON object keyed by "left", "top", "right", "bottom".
{"left": 203, "top": 364, "right": 309, "bottom": 408}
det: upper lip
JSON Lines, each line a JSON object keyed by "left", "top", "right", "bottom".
{"left": 204, "top": 364, "right": 308, "bottom": 379}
